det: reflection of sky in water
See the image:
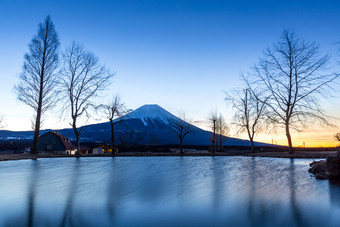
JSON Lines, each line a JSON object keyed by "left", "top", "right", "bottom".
{"left": 0, "top": 157, "right": 340, "bottom": 226}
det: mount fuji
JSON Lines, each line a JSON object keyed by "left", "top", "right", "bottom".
{"left": 0, "top": 104, "right": 269, "bottom": 147}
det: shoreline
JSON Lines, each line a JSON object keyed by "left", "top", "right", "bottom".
{"left": 0, "top": 150, "right": 337, "bottom": 162}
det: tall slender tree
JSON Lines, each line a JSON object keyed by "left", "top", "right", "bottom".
{"left": 60, "top": 42, "right": 114, "bottom": 154}
{"left": 15, "top": 16, "right": 60, "bottom": 154}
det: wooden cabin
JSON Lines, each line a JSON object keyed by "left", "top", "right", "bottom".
{"left": 38, "top": 131, "right": 76, "bottom": 154}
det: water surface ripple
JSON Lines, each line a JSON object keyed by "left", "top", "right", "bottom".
{"left": 0, "top": 157, "right": 339, "bottom": 227}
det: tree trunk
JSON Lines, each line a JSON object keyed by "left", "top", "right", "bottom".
{"left": 180, "top": 137, "right": 183, "bottom": 154}
{"left": 250, "top": 139, "right": 255, "bottom": 153}
{"left": 110, "top": 120, "right": 115, "bottom": 156}
{"left": 31, "top": 47, "right": 46, "bottom": 155}
{"left": 219, "top": 134, "right": 223, "bottom": 152}
{"left": 211, "top": 138, "right": 215, "bottom": 154}
{"left": 75, "top": 134, "right": 80, "bottom": 155}
{"left": 31, "top": 112, "right": 41, "bottom": 155}
{"left": 31, "top": 79, "right": 44, "bottom": 154}
{"left": 286, "top": 124, "right": 294, "bottom": 154}
{"left": 213, "top": 120, "right": 216, "bottom": 153}
{"left": 31, "top": 28, "right": 49, "bottom": 155}
{"left": 77, "top": 136, "right": 80, "bottom": 155}
{"left": 72, "top": 124, "right": 80, "bottom": 155}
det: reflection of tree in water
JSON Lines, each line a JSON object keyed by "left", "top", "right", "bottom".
{"left": 246, "top": 157, "right": 256, "bottom": 224}
{"left": 245, "top": 157, "right": 268, "bottom": 226}
{"left": 246, "top": 158, "right": 303, "bottom": 226}
{"left": 212, "top": 156, "right": 225, "bottom": 210}
{"left": 289, "top": 158, "right": 302, "bottom": 227}
{"left": 245, "top": 158, "right": 304, "bottom": 226}
{"left": 107, "top": 157, "right": 117, "bottom": 223}
{"left": 28, "top": 160, "right": 39, "bottom": 227}
{"left": 175, "top": 156, "right": 191, "bottom": 205}
{"left": 60, "top": 158, "right": 81, "bottom": 227}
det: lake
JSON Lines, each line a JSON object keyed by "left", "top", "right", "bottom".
{"left": 0, "top": 156, "right": 340, "bottom": 227}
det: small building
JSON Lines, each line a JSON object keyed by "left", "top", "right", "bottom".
{"left": 78, "top": 146, "right": 90, "bottom": 155}
{"left": 92, "top": 147, "right": 104, "bottom": 154}
{"left": 38, "top": 131, "right": 76, "bottom": 154}
{"left": 93, "top": 145, "right": 115, "bottom": 154}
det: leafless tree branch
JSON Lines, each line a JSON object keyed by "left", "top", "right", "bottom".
{"left": 226, "top": 80, "right": 268, "bottom": 153}
{"left": 60, "top": 42, "right": 115, "bottom": 154}
{"left": 170, "top": 113, "right": 192, "bottom": 154}
{"left": 251, "top": 30, "right": 338, "bottom": 153}
{"left": 97, "top": 94, "right": 127, "bottom": 155}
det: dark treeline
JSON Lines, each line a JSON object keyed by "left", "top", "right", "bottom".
{"left": 1, "top": 139, "right": 338, "bottom": 154}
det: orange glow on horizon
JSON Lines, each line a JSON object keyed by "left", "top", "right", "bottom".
{"left": 189, "top": 121, "right": 340, "bottom": 148}
{"left": 246, "top": 129, "right": 340, "bottom": 148}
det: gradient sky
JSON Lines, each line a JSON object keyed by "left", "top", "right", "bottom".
{"left": 1, "top": 0, "right": 340, "bottom": 147}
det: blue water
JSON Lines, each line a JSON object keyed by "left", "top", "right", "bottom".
{"left": 0, "top": 157, "right": 340, "bottom": 227}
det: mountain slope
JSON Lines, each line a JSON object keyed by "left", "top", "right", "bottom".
{"left": 0, "top": 104, "right": 271, "bottom": 146}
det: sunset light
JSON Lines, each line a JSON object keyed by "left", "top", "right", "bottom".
{"left": 1, "top": 1, "right": 340, "bottom": 226}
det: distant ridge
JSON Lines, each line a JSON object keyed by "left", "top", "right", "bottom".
{"left": 0, "top": 104, "right": 272, "bottom": 147}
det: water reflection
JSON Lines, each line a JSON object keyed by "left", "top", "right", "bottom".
{"left": 0, "top": 157, "right": 340, "bottom": 226}
{"left": 60, "top": 158, "right": 80, "bottom": 226}
{"left": 106, "top": 158, "right": 116, "bottom": 223}
{"left": 289, "top": 158, "right": 302, "bottom": 227}
{"left": 27, "top": 160, "right": 39, "bottom": 227}
{"left": 246, "top": 157, "right": 256, "bottom": 225}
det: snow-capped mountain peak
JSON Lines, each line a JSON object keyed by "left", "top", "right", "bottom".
{"left": 126, "top": 104, "right": 178, "bottom": 126}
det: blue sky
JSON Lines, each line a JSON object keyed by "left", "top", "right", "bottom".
{"left": 1, "top": 0, "right": 340, "bottom": 146}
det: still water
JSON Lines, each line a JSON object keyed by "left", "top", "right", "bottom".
{"left": 0, "top": 157, "right": 340, "bottom": 227}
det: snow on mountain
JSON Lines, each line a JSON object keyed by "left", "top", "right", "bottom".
{"left": 124, "top": 104, "right": 178, "bottom": 126}
{"left": 0, "top": 104, "right": 274, "bottom": 147}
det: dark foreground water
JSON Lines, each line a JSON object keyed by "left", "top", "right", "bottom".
{"left": 0, "top": 157, "right": 340, "bottom": 227}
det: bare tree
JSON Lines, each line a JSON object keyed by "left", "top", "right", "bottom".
{"left": 208, "top": 110, "right": 218, "bottom": 153}
{"left": 253, "top": 30, "right": 338, "bottom": 153}
{"left": 335, "top": 133, "right": 340, "bottom": 142}
{"left": 60, "top": 42, "right": 114, "bottom": 154}
{"left": 171, "top": 113, "right": 192, "bottom": 154}
{"left": 98, "top": 95, "right": 126, "bottom": 156}
{"left": 216, "top": 113, "right": 229, "bottom": 152}
{"left": 14, "top": 16, "right": 60, "bottom": 154}
{"left": 226, "top": 86, "right": 267, "bottom": 153}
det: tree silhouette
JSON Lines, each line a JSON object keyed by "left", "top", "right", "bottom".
{"left": 252, "top": 30, "right": 337, "bottom": 153}
{"left": 60, "top": 42, "right": 114, "bottom": 154}
{"left": 14, "top": 16, "right": 60, "bottom": 154}
{"left": 208, "top": 110, "right": 218, "bottom": 153}
{"left": 98, "top": 94, "right": 126, "bottom": 155}
{"left": 171, "top": 113, "right": 192, "bottom": 154}
{"left": 226, "top": 84, "right": 267, "bottom": 153}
